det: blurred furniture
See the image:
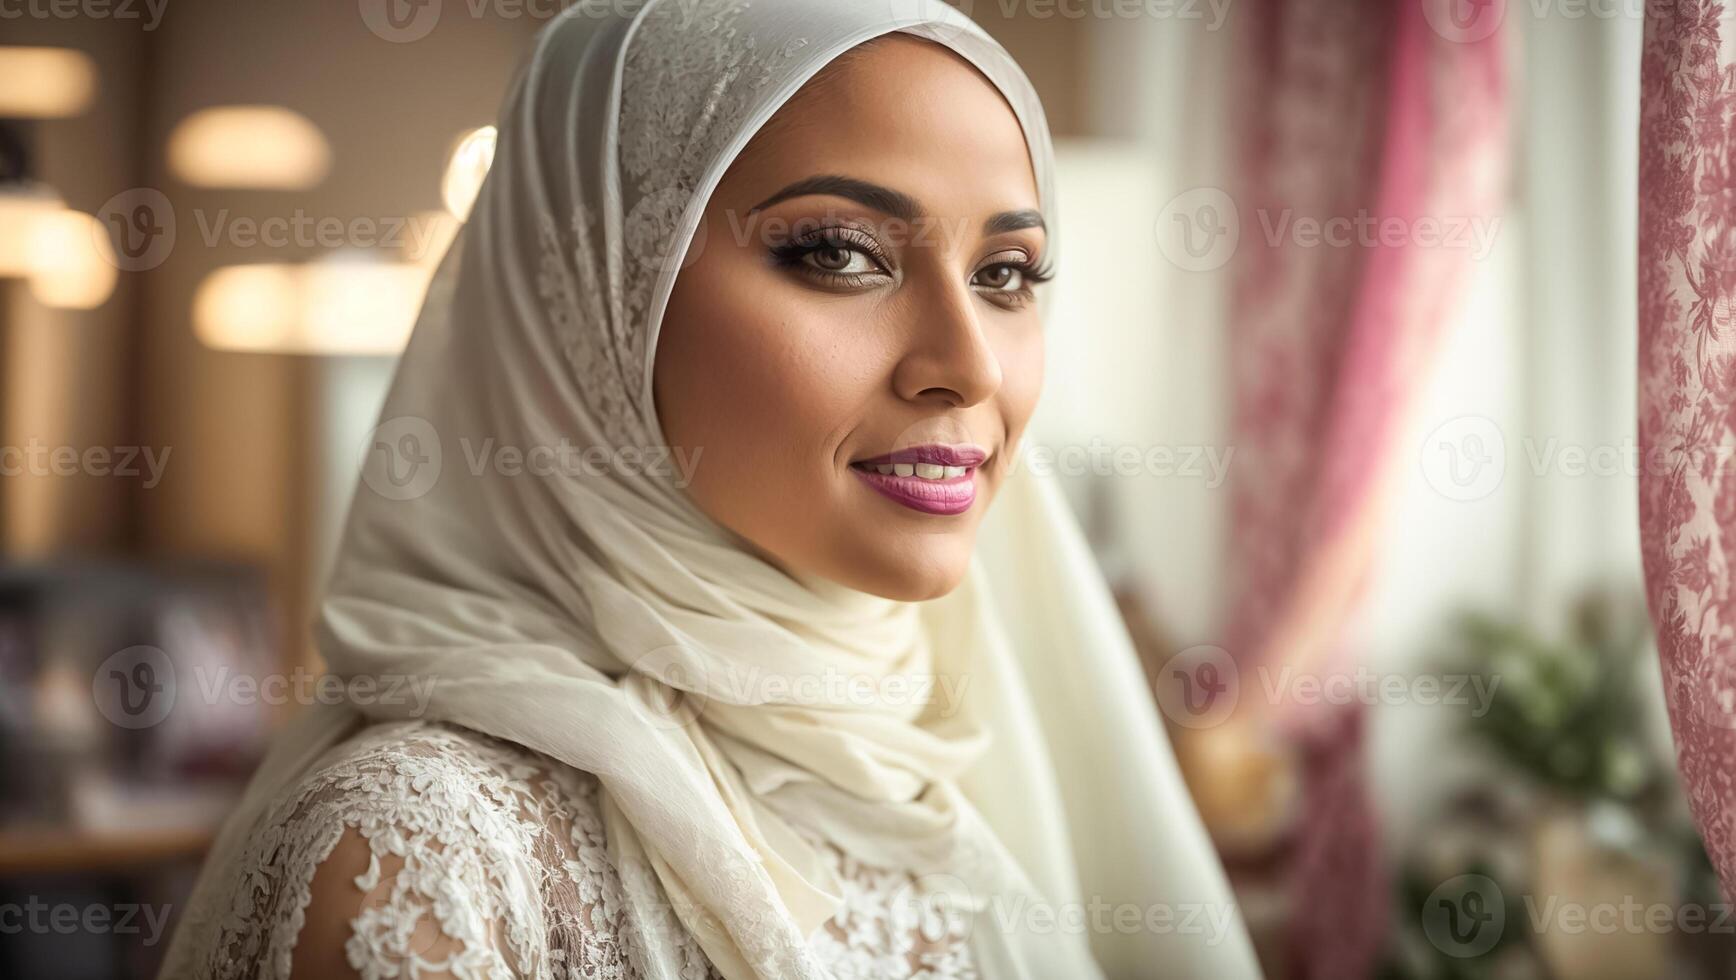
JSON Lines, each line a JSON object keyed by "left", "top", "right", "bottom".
{"left": 0, "top": 560, "right": 275, "bottom": 979}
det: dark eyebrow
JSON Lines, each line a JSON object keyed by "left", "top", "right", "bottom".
{"left": 748, "top": 174, "right": 1046, "bottom": 238}
{"left": 984, "top": 208, "right": 1045, "bottom": 237}
{"left": 749, "top": 174, "right": 922, "bottom": 222}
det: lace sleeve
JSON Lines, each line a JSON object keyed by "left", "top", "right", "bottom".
{"left": 190, "top": 720, "right": 980, "bottom": 980}
{"left": 195, "top": 722, "right": 641, "bottom": 980}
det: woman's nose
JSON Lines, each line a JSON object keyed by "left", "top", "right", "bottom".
{"left": 890, "top": 273, "right": 1003, "bottom": 408}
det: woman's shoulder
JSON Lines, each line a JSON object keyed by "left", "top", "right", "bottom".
{"left": 277, "top": 719, "right": 617, "bottom": 890}
{"left": 195, "top": 719, "right": 642, "bottom": 980}
{"left": 296, "top": 717, "right": 605, "bottom": 814}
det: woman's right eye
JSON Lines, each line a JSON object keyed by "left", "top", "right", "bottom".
{"left": 769, "top": 227, "right": 894, "bottom": 287}
{"left": 804, "top": 243, "right": 878, "bottom": 275}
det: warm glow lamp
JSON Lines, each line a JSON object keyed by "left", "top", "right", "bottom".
{"left": 167, "top": 106, "right": 331, "bottom": 190}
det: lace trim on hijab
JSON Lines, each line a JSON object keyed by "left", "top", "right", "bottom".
{"left": 536, "top": 0, "right": 811, "bottom": 446}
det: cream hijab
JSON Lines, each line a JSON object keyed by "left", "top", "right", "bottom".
{"left": 163, "top": 1, "right": 1260, "bottom": 977}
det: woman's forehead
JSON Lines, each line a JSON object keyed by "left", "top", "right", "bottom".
{"left": 716, "top": 36, "right": 1041, "bottom": 220}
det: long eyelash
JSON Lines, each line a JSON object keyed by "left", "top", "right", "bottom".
{"left": 1018, "top": 258, "right": 1055, "bottom": 285}
{"left": 768, "top": 228, "right": 1053, "bottom": 298}
{"left": 767, "top": 227, "right": 890, "bottom": 274}
{"left": 982, "top": 257, "right": 1053, "bottom": 292}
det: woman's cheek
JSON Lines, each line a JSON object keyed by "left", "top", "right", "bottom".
{"left": 997, "top": 321, "right": 1045, "bottom": 449}
{"left": 744, "top": 294, "right": 893, "bottom": 419}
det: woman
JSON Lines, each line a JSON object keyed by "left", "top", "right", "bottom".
{"left": 159, "top": 1, "right": 1260, "bottom": 977}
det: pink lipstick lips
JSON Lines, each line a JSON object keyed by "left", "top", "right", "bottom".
{"left": 849, "top": 443, "right": 987, "bottom": 516}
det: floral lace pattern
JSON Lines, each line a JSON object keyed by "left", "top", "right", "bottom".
{"left": 538, "top": 209, "right": 635, "bottom": 448}
{"left": 529, "top": 0, "right": 811, "bottom": 447}
{"left": 188, "top": 721, "right": 978, "bottom": 980}
{"left": 616, "top": 0, "right": 810, "bottom": 291}
{"left": 1639, "top": 0, "right": 1736, "bottom": 905}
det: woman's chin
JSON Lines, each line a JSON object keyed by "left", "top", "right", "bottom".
{"left": 820, "top": 533, "right": 976, "bottom": 602}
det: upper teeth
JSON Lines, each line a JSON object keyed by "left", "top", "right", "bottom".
{"left": 869, "top": 462, "right": 965, "bottom": 479}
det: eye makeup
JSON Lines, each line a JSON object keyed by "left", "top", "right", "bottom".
{"left": 973, "top": 248, "right": 1053, "bottom": 309}
{"left": 768, "top": 224, "right": 896, "bottom": 289}
{"left": 766, "top": 218, "right": 1053, "bottom": 304}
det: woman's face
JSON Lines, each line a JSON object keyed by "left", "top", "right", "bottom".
{"left": 653, "top": 34, "right": 1048, "bottom": 602}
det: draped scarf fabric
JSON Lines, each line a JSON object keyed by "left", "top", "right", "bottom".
{"left": 161, "top": 1, "right": 1261, "bottom": 977}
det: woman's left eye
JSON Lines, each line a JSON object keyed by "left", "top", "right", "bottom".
{"left": 972, "top": 255, "right": 1052, "bottom": 303}
{"left": 974, "top": 264, "right": 1025, "bottom": 291}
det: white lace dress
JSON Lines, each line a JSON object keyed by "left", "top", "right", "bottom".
{"left": 185, "top": 720, "right": 979, "bottom": 980}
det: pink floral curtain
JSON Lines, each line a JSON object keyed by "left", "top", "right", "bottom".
{"left": 1639, "top": 0, "right": 1736, "bottom": 905}
{"left": 1222, "top": 1, "right": 1507, "bottom": 976}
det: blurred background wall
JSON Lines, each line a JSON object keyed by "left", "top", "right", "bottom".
{"left": 1, "top": 4, "right": 542, "bottom": 975}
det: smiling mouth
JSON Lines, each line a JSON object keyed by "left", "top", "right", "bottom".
{"left": 850, "top": 443, "right": 987, "bottom": 473}
{"left": 848, "top": 443, "right": 987, "bottom": 515}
